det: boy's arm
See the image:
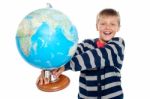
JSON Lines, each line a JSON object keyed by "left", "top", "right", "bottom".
{"left": 73, "top": 39, "right": 94, "bottom": 56}
{"left": 73, "top": 42, "right": 85, "bottom": 56}
{"left": 64, "top": 37, "right": 125, "bottom": 71}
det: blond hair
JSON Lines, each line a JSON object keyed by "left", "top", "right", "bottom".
{"left": 96, "top": 8, "right": 120, "bottom": 27}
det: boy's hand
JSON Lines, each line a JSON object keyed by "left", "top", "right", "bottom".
{"left": 52, "top": 66, "right": 65, "bottom": 79}
{"left": 36, "top": 70, "right": 49, "bottom": 85}
{"left": 36, "top": 67, "right": 65, "bottom": 85}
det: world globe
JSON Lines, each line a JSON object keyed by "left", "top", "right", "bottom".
{"left": 16, "top": 7, "right": 78, "bottom": 70}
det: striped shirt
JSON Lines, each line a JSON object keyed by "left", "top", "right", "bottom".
{"left": 65, "top": 37, "right": 125, "bottom": 99}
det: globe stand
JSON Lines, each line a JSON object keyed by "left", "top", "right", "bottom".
{"left": 36, "top": 70, "right": 70, "bottom": 92}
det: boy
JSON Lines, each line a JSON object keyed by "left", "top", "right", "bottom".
{"left": 38, "top": 8, "right": 125, "bottom": 99}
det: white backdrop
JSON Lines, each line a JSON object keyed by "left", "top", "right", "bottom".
{"left": 0, "top": 0, "right": 150, "bottom": 99}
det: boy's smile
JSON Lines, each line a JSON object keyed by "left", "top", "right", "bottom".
{"left": 103, "top": 31, "right": 112, "bottom": 35}
{"left": 100, "top": 30, "right": 114, "bottom": 42}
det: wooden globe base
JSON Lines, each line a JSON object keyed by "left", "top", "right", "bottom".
{"left": 37, "top": 74, "right": 70, "bottom": 92}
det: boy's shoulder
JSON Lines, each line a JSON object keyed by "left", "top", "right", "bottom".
{"left": 109, "top": 37, "right": 125, "bottom": 47}
{"left": 81, "top": 37, "right": 125, "bottom": 47}
{"left": 83, "top": 37, "right": 125, "bottom": 43}
{"left": 83, "top": 38, "right": 98, "bottom": 43}
{"left": 111, "top": 37, "right": 124, "bottom": 41}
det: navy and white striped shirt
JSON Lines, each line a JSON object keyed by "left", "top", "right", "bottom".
{"left": 65, "top": 37, "right": 125, "bottom": 99}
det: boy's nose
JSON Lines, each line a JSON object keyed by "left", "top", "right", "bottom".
{"left": 105, "top": 25, "right": 111, "bottom": 29}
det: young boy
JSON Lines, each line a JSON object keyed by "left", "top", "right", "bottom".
{"left": 38, "top": 8, "right": 125, "bottom": 99}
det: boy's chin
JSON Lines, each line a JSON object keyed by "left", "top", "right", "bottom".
{"left": 103, "top": 37, "right": 113, "bottom": 42}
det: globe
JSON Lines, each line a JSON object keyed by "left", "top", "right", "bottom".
{"left": 16, "top": 8, "right": 78, "bottom": 70}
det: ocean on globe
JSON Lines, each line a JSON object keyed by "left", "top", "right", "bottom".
{"left": 16, "top": 8, "right": 78, "bottom": 70}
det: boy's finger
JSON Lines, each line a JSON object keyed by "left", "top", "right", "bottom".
{"left": 39, "top": 77, "right": 44, "bottom": 85}
{"left": 51, "top": 69, "right": 57, "bottom": 74}
{"left": 55, "top": 68, "right": 64, "bottom": 78}
{"left": 60, "top": 67, "right": 65, "bottom": 72}
{"left": 44, "top": 78, "right": 49, "bottom": 84}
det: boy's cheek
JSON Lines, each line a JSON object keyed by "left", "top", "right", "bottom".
{"left": 99, "top": 31, "right": 103, "bottom": 35}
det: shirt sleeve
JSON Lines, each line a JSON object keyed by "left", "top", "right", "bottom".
{"left": 73, "top": 39, "right": 95, "bottom": 56}
{"left": 64, "top": 37, "right": 125, "bottom": 71}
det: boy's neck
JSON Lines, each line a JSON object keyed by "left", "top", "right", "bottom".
{"left": 99, "top": 38, "right": 106, "bottom": 44}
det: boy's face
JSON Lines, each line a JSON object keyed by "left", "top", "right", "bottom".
{"left": 97, "top": 16, "right": 120, "bottom": 42}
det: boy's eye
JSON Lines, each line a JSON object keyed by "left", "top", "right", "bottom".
{"left": 111, "top": 23, "right": 115, "bottom": 26}
{"left": 100, "top": 23, "right": 105, "bottom": 25}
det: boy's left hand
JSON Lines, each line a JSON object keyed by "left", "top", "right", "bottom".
{"left": 52, "top": 66, "right": 65, "bottom": 78}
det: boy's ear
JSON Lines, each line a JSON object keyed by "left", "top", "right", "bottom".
{"left": 117, "top": 26, "right": 120, "bottom": 32}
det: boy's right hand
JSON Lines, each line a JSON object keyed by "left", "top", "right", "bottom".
{"left": 52, "top": 66, "right": 65, "bottom": 78}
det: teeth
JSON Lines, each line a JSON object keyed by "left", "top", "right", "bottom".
{"left": 104, "top": 32, "right": 111, "bottom": 35}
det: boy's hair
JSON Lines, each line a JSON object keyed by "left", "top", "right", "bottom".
{"left": 96, "top": 8, "right": 120, "bottom": 27}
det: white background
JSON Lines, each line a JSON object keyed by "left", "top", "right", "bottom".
{"left": 0, "top": 0, "right": 150, "bottom": 99}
